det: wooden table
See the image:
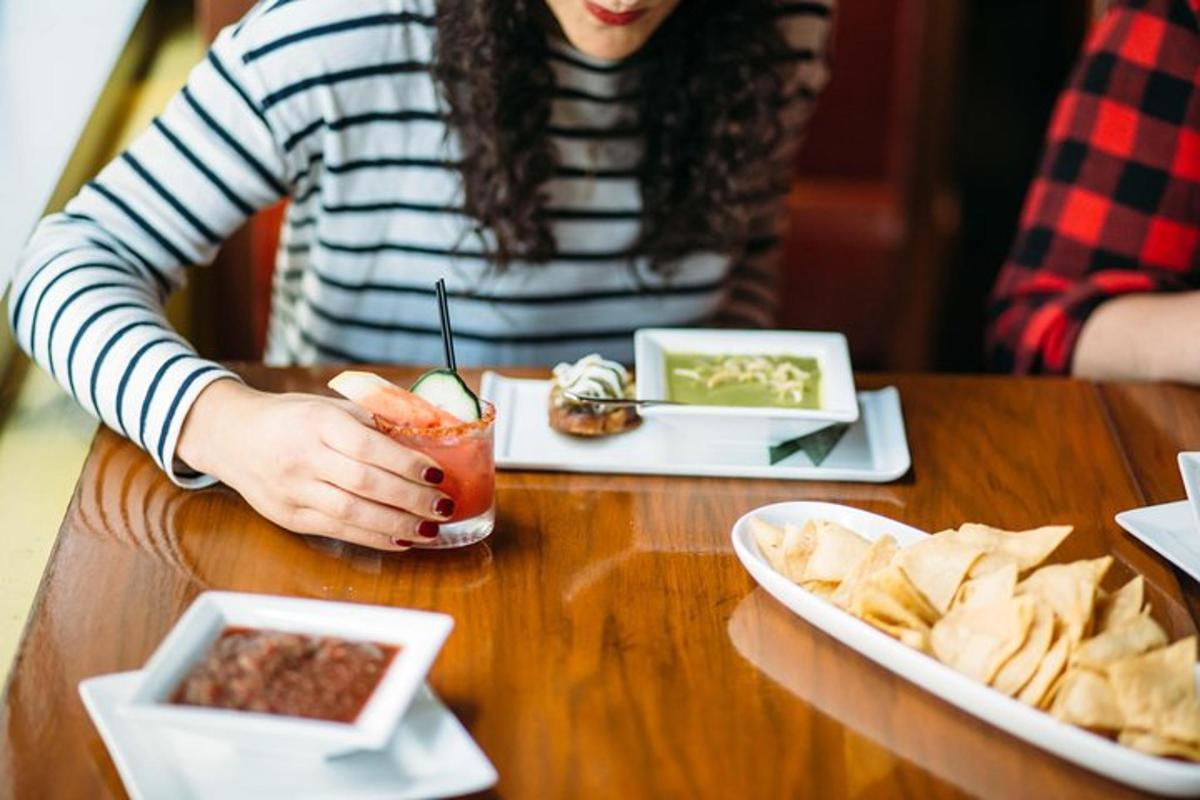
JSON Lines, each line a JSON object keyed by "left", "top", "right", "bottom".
{"left": 2, "top": 367, "right": 1198, "bottom": 799}
{"left": 1100, "top": 382, "right": 1200, "bottom": 623}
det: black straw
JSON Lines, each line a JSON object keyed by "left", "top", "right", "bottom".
{"left": 435, "top": 279, "right": 457, "bottom": 373}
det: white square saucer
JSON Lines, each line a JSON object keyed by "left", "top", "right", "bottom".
{"left": 1115, "top": 501, "right": 1200, "bottom": 585}
{"left": 80, "top": 671, "right": 498, "bottom": 800}
{"left": 1115, "top": 452, "right": 1200, "bottom": 584}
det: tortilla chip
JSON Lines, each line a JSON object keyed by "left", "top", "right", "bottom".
{"left": 1158, "top": 698, "right": 1200, "bottom": 746}
{"left": 802, "top": 580, "right": 840, "bottom": 599}
{"left": 931, "top": 595, "right": 1035, "bottom": 684}
{"left": 968, "top": 552, "right": 1022, "bottom": 579}
{"left": 993, "top": 601, "right": 1055, "bottom": 696}
{"left": 949, "top": 523, "right": 1073, "bottom": 572}
{"left": 1118, "top": 730, "right": 1200, "bottom": 762}
{"left": 800, "top": 520, "right": 871, "bottom": 583}
{"left": 855, "top": 564, "right": 941, "bottom": 629}
{"left": 1050, "top": 669, "right": 1124, "bottom": 731}
{"left": 1016, "top": 557, "right": 1112, "bottom": 643}
{"left": 1018, "top": 634, "right": 1070, "bottom": 708}
{"left": 858, "top": 591, "right": 929, "bottom": 633}
{"left": 780, "top": 522, "right": 818, "bottom": 583}
{"left": 831, "top": 535, "right": 899, "bottom": 611}
{"left": 952, "top": 562, "right": 1018, "bottom": 610}
{"left": 1070, "top": 613, "right": 1167, "bottom": 672}
{"left": 1040, "top": 667, "right": 1069, "bottom": 711}
{"left": 749, "top": 516, "right": 788, "bottom": 574}
{"left": 866, "top": 617, "right": 932, "bottom": 654}
{"left": 1108, "top": 638, "right": 1198, "bottom": 733}
{"left": 1096, "top": 576, "right": 1144, "bottom": 634}
{"left": 895, "top": 538, "right": 984, "bottom": 614}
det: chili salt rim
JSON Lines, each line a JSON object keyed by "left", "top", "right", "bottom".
{"left": 373, "top": 400, "right": 496, "bottom": 439}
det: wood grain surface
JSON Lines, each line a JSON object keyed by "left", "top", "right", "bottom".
{"left": 1099, "top": 381, "right": 1200, "bottom": 636}
{"left": 0, "top": 368, "right": 1192, "bottom": 799}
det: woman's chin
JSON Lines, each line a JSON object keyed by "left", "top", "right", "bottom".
{"left": 561, "top": 29, "right": 647, "bottom": 60}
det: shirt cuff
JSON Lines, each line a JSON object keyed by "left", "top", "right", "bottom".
{"left": 159, "top": 367, "right": 244, "bottom": 488}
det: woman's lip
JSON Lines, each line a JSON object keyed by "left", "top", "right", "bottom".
{"left": 583, "top": 1, "right": 648, "bottom": 26}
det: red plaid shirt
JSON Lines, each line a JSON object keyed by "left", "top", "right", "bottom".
{"left": 988, "top": 0, "right": 1200, "bottom": 374}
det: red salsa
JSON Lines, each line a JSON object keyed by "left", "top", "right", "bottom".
{"left": 170, "top": 627, "right": 399, "bottom": 723}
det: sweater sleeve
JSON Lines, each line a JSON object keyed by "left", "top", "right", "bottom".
{"left": 7, "top": 25, "right": 289, "bottom": 486}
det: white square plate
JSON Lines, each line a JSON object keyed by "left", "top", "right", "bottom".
{"left": 82, "top": 672, "right": 497, "bottom": 800}
{"left": 481, "top": 373, "right": 910, "bottom": 483}
{"left": 733, "top": 501, "right": 1200, "bottom": 796}
{"left": 1114, "top": 453, "right": 1200, "bottom": 585}
{"left": 1116, "top": 500, "right": 1200, "bottom": 585}
{"left": 634, "top": 328, "right": 858, "bottom": 441}
{"left": 1179, "top": 452, "right": 1200, "bottom": 531}
{"left": 124, "top": 592, "right": 453, "bottom": 757}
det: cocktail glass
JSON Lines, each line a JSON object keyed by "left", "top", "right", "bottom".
{"left": 376, "top": 402, "right": 496, "bottom": 548}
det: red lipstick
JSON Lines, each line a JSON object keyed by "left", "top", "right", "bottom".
{"left": 583, "top": 1, "right": 648, "bottom": 26}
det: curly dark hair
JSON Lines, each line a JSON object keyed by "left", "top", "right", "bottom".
{"left": 432, "top": 1, "right": 794, "bottom": 271}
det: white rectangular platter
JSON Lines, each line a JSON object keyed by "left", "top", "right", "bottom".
{"left": 479, "top": 373, "right": 911, "bottom": 483}
{"left": 732, "top": 501, "right": 1200, "bottom": 796}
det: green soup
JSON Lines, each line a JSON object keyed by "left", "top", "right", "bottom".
{"left": 665, "top": 353, "right": 821, "bottom": 409}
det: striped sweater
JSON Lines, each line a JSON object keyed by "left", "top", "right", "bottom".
{"left": 7, "top": 0, "right": 832, "bottom": 486}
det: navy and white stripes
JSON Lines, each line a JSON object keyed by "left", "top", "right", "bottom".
{"left": 8, "top": 0, "right": 832, "bottom": 487}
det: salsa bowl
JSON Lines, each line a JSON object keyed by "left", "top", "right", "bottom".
{"left": 122, "top": 592, "right": 453, "bottom": 758}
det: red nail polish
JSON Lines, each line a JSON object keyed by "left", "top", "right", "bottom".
{"left": 417, "top": 521, "right": 440, "bottom": 539}
{"left": 435, "top": 498, "right": 455, "bottom": 518}
{"left": 423, "top": 467, "right": 444, "bottom": 485}
{"left": 392, "top": 538, "right": 413, "bottom": 547}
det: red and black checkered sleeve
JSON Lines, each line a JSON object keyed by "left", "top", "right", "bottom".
{"left": 987, "top": 0, "right": 1200, "bottom": 375}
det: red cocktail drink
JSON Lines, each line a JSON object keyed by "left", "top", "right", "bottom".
{"left": 375, "top": 402, "right": 496, "bottom": 548}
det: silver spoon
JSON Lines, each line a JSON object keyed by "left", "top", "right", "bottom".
{"left": 562, "top": 390, "right": 688, "bottom": 407}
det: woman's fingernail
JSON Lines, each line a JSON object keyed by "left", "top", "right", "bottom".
{"left": 435, "top": 498, "right": 455, "bottom": 518}
{"left": 417, "top": 521, "right": 440, "bottom": 539}
{"left": 392, "top": 538, "right": 413, "bottom": 548}
{"left": 422, "top": 467, "right": 444, "bottom": 485}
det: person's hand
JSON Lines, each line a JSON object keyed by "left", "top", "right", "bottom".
{"left": 176, "top": 378, "right": 454, "bottom": 551}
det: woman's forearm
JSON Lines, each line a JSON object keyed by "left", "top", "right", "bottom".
{"left": 1072, "top": 291, "right": 1200, "bottom": 382}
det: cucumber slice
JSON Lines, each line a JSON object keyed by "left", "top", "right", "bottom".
{"left": 410, "top": 369, "right": 482, "bottom": 421}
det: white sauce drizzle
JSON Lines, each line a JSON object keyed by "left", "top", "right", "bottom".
{"left": 552, "top": 354, "right": 631, "bottom": 408}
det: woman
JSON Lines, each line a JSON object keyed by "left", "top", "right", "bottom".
{"left": 9, "top": 0, "right": 832, "bottom": 549}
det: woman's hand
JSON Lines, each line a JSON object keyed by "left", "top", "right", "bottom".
{"left": 176, "top": 378, "right": 454, "bottom": 551}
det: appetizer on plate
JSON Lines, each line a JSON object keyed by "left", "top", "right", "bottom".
{"left": 549, "top": 354, "right": 640, "bottom": 437}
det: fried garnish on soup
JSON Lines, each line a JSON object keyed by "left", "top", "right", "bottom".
{"left": 749, "top": 514, "right": 1200, "bottom": 762}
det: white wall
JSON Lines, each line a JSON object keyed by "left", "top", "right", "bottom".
{"left": 0, "top": 0, "right": 149, "bottom": 292}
